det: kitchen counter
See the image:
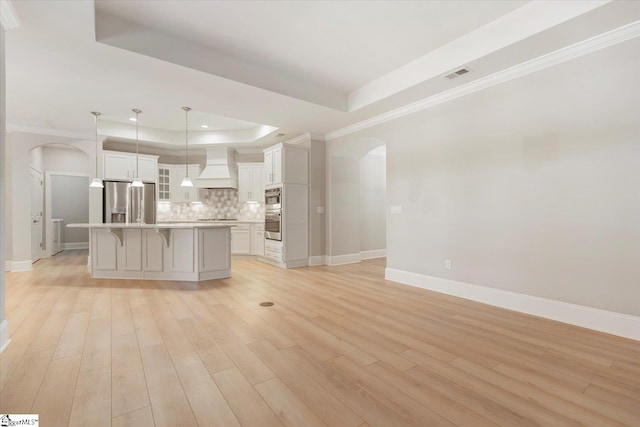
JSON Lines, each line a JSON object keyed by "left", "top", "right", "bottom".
{"left": 67, "top": 223, "right": 232, "bottom": 281}
{"left": 157, "top": 219, "right": 264, "bottom": 224}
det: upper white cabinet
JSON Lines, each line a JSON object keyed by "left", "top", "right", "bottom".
{"left": 168, "top": 164, "right": 201, "bottom": 203}
{"left": 158, "top": 165, "right": 171, "bottom": 201}
{"left": 103, "top": 151, "right": 158, "bottom": 182}
{"left": 238, "top": 163, "right": 264, "bottom": 203}
{"left": 263, "top": 143, "right": 307, "bottom": 187}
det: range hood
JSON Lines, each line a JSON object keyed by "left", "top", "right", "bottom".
{"left": 195, "top": 147, "right": 238, "bottom": 189}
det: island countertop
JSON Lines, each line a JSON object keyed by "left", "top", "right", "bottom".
{"left": 67, "top": 223, "right": 233, "bottom": 229}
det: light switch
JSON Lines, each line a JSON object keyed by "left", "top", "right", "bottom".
{"left": 316, "top": 206, "right": 325, "bottom": 214}
{"left": 390, "top": 205, "right": 402, "bottom": 214}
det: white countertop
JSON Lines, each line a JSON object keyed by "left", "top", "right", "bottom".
{"left": 157, "top": 220, "right": 264, "bottom": 224}
{"left": 67, "top": 223, "right": 234, "bottom": 229}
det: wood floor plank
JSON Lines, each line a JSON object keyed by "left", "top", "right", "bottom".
{"left": 173, "top": 354, "right": 241, "bottom": 427}
{"left": 213, "top": 367, "right": 284, "bottom": 427}
{"left": 0, "top": 349, "right": 54, "bottom": 413}
{"left": 30, "top": 355, "right": 82, "bottom": 427}
{"left": 112, "top": 333, "right": 150, "bottom": 417}
{"left": 255, "top": 377, "right": 327, "bottom": 427}
{"left": 249, "top": 339, "right": 364, "bottom": 427}
{"left": 67, "top": 366, "right": 111, "bottom": 427}
{"left": 112, "top": 406, "right": 156, "bottom": 427}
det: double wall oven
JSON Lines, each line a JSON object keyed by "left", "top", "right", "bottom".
{"left": 265, "top": 187, "right": 282, "bottom": 241}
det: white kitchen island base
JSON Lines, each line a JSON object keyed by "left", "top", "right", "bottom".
{"left": 69, "top": 224, "right": 231, "bottom": 281}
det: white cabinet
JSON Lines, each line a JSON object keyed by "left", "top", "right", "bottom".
{"left": 264, "top": 239, "right": 283, "bottom": 263}
{"left": 238, "top": 163, "right": 264, "bottom": 203}
{"left": 103, "top": 151, "right": 158, "bottom": 182}
{"left": 264, "top": 147, "right": 280, "bottom": 186}
{"left": 158, "top": 165, "right": 171, "bottom": 201}
{"left": 168, "top": 164, "right": 201, "bottom": 203}
{"left": 253, "top": 223, "right": 265, "bottom": 256}
{"left": 231, "top": 223, "right": 251, "bottom": 255}
{"left": 263, "top": 143, "right": 307, "bottom": 187}
{"left": 89, "top": 226, "right": 231, "bottom": 281}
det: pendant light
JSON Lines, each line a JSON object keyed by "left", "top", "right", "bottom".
{"left": 131, "top": 108, "right": 144, "bottom": 187}
{"left": 180, "top": 106, "right": 194, "bottom": 187}
{"left": 89, "top": 111, "right": 104, "bottom": 188}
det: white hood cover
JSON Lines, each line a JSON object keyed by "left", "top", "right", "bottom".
{"left": 196, "top": 147, "right": 238, "bottom": 189}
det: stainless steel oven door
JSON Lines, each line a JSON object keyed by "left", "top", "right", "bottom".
{"left": 265, "top": 210, "right": 282, "bottom": 241}
{"left": 265, "top": 187, "right": 282, "bottom": 210}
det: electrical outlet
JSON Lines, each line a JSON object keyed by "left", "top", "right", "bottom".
{"left": 445, "top": 259, "right": 452, "bottom": 270}
{"left": 316, "top": 206, "right": 325, "bottom": 214}
{"left": 390, "top": 205, "right": 402, "bottom": 214}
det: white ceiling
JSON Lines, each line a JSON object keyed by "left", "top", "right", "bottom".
{"left": 5, "top": 0, "right": 640, "bottom": 150}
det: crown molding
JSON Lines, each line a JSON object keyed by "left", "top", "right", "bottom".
{"left": 7, "top": 123, "right": 91, "bottom": 140}
{"left": 309, "top": 133, "right": 326, "bottom": 142}
{"left": 326, "top": 19, "right": 640, "bottom": 141}
{"left": 0, "top": 0, "right": 20, "bottom": 30}
{"left": 284, "top": 132, "right": 311, "bottom": 146}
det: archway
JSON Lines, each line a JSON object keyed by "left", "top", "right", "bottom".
{"left": 326, "top": 136, "right": 387, "bottom": 265}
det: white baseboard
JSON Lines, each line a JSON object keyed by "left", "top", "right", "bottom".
{"left": 63, "top": 242, "right": 89, "bottom": 250}
{"left": 0, "top": 320, "right": 10, "bottom": 353}
{"left": 361, "top": 249, "right": 386, "bottom": 260}
{"left": 385, "top": 268, "right": 640, "bottom": 341}
{"left": 5, "top": 260, "right": 11, "bottom": 271}
{"left": 11, "top": 260, "right": 33, "bottom": 272}
{"left": 328, "top": 253, "right": 361, "bottom": 266}
{"left": 327, "top": 249, "right": 387, "bottom": 266}
{"left": 308, "top": 255, "right": 327, "bottom": 266}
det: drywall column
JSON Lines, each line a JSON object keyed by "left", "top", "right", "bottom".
{"left": 309, "top": 139, "right": 326, "bottom": 261}
{"left": 1, "top": 20, "right": 9, "bottom": 351}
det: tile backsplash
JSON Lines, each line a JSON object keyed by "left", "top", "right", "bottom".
{"left": 157, "top": 189, "right": 265, "bottom": 221}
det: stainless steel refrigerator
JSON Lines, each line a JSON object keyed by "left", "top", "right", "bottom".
{"left": 103, "top": 181, "right": 156, "bottom": 224}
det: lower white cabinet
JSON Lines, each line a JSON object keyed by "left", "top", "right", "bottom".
{"left": 230, "top": 223, "right": 265, "bottom": 256}
{"left": 264, "top": 239, "right": 283, "bottom": 263}
{"left": 231, "top": 224, "right": 251, "bottom": 255}
{"left": 90, "top": 225, "right": 230, "bottom": 281}
{"left": 253, "top": 223, "right": 265, "bottom": 256}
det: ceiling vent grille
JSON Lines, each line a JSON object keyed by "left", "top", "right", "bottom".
{"left": 445, "top": 67, "right": 471, "bottom": 80}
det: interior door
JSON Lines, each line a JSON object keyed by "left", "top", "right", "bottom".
{"left": 31, "top": 168, "right": 44, "bottom": 262}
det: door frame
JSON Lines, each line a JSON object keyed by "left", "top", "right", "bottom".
{"left": 30, "top": 167, "right": 44, "bottom": 263}
{"left": 44, "top": 171, "right": 90, "bottom": 257}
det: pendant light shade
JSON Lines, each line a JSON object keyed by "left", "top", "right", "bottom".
{"left": 131, "top": 108, "right": 144, "bottom": 187}
{"left": 181, "top": 106, "right": 194, "bottom": 187}
{"left": 89, "top": 112, "right": 104, "bottom": 188}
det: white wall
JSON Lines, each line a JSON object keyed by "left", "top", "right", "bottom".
{"left": 43, "top": 145, "right": 90, "bottom": 173}
{"left": 359, "top": 148, "right": 386, "bottom": 252}
{"left": 328, "top": 41, "right": 640, "bottom": 317}
{"left": 51, "top": 175, "right": 89, "bottom": 244}
{"left": 0, "top": 21, "right": 7, "bottom": 348}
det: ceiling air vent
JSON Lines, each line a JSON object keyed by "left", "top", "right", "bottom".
{"left": 445, "top": 67, "right": 471, "bottom": 80}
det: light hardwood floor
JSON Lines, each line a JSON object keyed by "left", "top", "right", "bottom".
{"left": 1, "top": 250, "right": 639, "bottom": 426}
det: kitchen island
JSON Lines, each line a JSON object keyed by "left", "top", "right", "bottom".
{"left": 67, "top": 223, "right": 231, "bottom": 281}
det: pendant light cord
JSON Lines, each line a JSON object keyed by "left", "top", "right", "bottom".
{"left": 183, "top": 106, "right": 191, "bottom": 178}
{"left": 132, "top": 108, "right": 142, "bottom": 179}
{"left": 94, "top": 112, "right": 99, "bottom": 174}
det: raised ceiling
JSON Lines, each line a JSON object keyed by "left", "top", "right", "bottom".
{"left": 5, "top": 0, "right": 640, "bottom": 149}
